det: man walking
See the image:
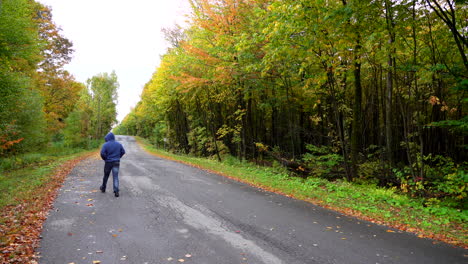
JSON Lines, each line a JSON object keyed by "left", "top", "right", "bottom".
{"left": 100, "top": 132, "right": 125, "bottom": 197}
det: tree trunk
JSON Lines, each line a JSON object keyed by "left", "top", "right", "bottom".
{"left": 351, "top": 38, "right": 362, "bottom": 180}
{"left": 385, "top": 0, "right": 395, "bottom": 166}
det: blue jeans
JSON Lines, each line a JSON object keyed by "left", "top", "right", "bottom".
{"left": 102, "top": 162, "right": 120, "bottom": 193}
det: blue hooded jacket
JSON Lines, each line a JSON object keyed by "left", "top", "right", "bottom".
{"left": 100, "top": 132, "right": 125, "bottom": 162}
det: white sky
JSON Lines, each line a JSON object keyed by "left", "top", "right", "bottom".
{"left": 38, "top": 0, "right": 191, "bottom": 122}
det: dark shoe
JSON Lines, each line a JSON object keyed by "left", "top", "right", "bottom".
{"left": 100, "top": 186, "right": 105, "bottom": 193}
{"left": 114, "top": 191, "right": 119, "bottom": 197}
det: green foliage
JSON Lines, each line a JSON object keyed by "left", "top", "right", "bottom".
{"left": 87, "top": 71, "right": 119, "bottom": 139}
{"left": 0, "top": 141, "right": 95, "bottom": 173}
{"left": 433, "top": 168, "right": 467, "bottom": 209}
{"left": 357, "top": 161, "right": 382, "bottom": 185}
{"left": 430, "top": 115, "right": 468, "bottom": 135}
{"left": 63, "top": 72, "right": 119, "bottom": 146}
{"left": 187, "top": 126, "right": 210, "bottom": 156}
{"left": 0, "top": 0, "right": 46, "bottom": 155}
{"left": 119, "top": 0, "right": 467, "bottom": 208}
{"left": 0, "top": 0, "right": 87, "bottom": 157}
{"left": 395, "top": 154, "right": 467, "bottom": 209}
{"left": 302, "top": 144, "right": 344, "bottom": 179}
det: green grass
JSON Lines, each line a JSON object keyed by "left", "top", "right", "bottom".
{"left": 137, "top": 137, "right": 467, "bottom": 247}
{"left": 0, "top": 147, "right": 96, "bottom": 209}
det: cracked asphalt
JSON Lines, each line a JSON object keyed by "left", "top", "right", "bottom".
{"left": 37, "top": 136, "right": 466, "bottom": 264}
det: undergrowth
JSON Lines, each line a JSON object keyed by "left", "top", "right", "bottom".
{"left": 0, "top": 143, "right": 97, "bottom": 209}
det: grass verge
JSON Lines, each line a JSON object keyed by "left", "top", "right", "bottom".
{"left": 0, "top": 149, "right": 96, "bottom": 263}
{"left": 136, "top": 137, "right": 467, "bottom": 248}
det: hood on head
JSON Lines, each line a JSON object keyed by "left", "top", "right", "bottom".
{"left": 105, "top": 132, "right": 115, "bottom": 142}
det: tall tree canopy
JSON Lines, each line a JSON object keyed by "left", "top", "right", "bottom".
{"left": 0, "top": 0, "right": 46, "bottom": 154}
{"left": 0, "top": 0, "right": 97, "bottom": 155}
{"left": 117, "top": 0, "right": 467, "bottom": 205}
{"left": 87, "top": 71, "right": 119, "bottom": 139}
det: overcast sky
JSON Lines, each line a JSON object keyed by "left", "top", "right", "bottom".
{"left": 38, "top": 0, "right": 191, "bottom": 122}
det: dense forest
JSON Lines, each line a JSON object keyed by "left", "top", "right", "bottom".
{"left": 115, "top": 0, "right": 467, "bottom": 207}
{"left": 0, "top": 0, "right": 119, "bottom": 156}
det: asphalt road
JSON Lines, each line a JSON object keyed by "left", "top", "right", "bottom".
{"left": 38, "top": 136, "right": 466, "bottom": 264}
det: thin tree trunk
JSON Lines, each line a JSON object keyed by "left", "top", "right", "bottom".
{"left": 351, "top": 37, "right": 362, "bottom": 180}
{"left": 385, "top": 0, "right": 395, "bottom": 166}
{"left": 327, "top": 69, "right": 352, "bottom": 181}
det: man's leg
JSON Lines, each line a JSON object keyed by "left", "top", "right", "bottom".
{"left": 101, "top": 162, "right": 113, "bottom": 192}
{"left": 111, "top": 162, "right": 120, "bottom": 196}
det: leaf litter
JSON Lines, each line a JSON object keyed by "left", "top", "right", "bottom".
{"left": 0, "top": 153, "right": 93, "bottom": 263}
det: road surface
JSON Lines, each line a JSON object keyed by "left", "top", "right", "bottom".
{"left": 38, "top": 136, "right": 466, "bottom": 264}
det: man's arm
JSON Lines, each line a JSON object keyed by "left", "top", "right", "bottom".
{"left": 100, "top": 145, "right": 107, "bottom": 160}
{"left": 120, "top": 145, "right": 126, "bottom": 158}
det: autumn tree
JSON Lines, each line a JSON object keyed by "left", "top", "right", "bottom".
{"left": 31, "top": 3, "right": 80, "bottom": 138}
{"left": 117, "top": 0, "right": 466, "bottom": 204}
{"left": 0, "top": 0, "right": 47, "bottom": 155}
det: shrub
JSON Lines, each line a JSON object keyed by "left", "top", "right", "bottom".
{"left": 302, "top": 144, "right": 344, "bottom": 179}
{"left": 394, "top": 155, "right": 467, "bottom": 209}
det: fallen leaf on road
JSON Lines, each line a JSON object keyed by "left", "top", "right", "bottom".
{"left": 387, "top": 230, "right": 395, "bottom": 233}
{"left": 118, "top": 228, "right": 123, "bottom": 232}
{"left": 185, "top": 254, "right": 192, "bottom": 258}
{"left": 167, "top": 257, "right": 173, "bottom": 261}
{"left": 178, "top": 259, "right": 185, "bottom": 262}
{"left": 92, "top": 261, "right": 101, "bottom": 264}
{"left": 87, "top": 199, "right": 93, "bottom": 201}
{"left": 67, "top": 232, "right": 73, "bottom": 236}
{"left": 112, "top": 234, "right": 118, "bottom": 237}
{"left": 341, "top": 238, "right": 347, "bottom": 240}
{"left": 86, "top": 203, "right": 94, "bottom": 207}
{"left": 96, "top": 250, "right": 103, "bottom": 253}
